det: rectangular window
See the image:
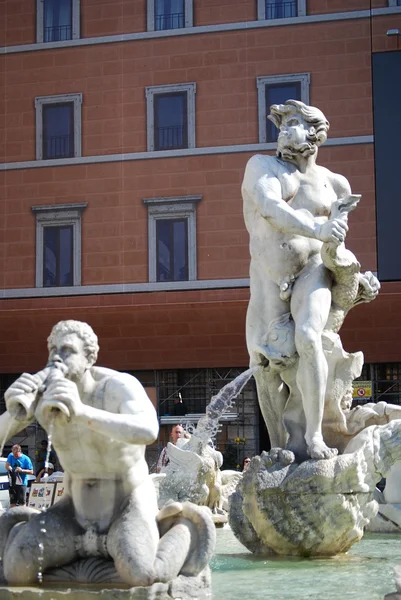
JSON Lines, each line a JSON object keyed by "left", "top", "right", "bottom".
{"left": 256, "top": 74, "right": 309, "bottom": 144}
{"left": 265, "top": 0, "right": 297, "bottom": 19}
{"left": 155, "top": 0, "right": 185, "bottom": 31}
{"left": 147, "top": 0, "right": 193, "bottom": 31}
{"left": 143, "top": 195, "right": 201, "bottom": 283}
{"left": 265, "top": 82, "right": 301, "bottom": 142}
{"left": 145, "top": 83, "right": 196, "bottom": 152}
{"left": 35, "top": 93, "right": 82, "bottom": 161}
{"left": 37, "top": 0, "right": 80, "bottom": 43}
{"left": 156, "top": 219, "right": 188, "bottom": 282}
{"left": 154, "top": 93, "right": 188, "bottom": 151}
{"left": 42, "top": 103, "right": 74, "bottom": 159}
{"left": 32, "top": 203, "right": 87, "bottom": 288}
{"left": 44, "top": 0, "right": 72, "bottom": 42}
{"left": 43, "top": 225, "right": 73, "bottom": 287}
{"left": 257, "top": 0, "right": 305, "bottom": 20}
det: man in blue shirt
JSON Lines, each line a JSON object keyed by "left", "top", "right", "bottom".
{"left": 6, "top": 445, "right": 33, "bottom": 507}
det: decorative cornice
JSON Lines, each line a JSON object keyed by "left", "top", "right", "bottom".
{"left": 0, "top": 278, "right": 251, "bottom": 300}
{"left": 0, "top": 136, "right": 374, "bottom": 171}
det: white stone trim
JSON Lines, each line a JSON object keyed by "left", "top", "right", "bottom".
{"left": 0, "top": 136, "right": 374, "bottom": 171}
{"left": 31, "top": 202, "right": 87, "bottom": 287}
{"left": 34, "top": 93, "right": 83, "bottom": 160}
{"left": 36, "top": 0, "right": 80, "bottom": 43}
{"left": 256, "top": 73, "right": 310, "bottom": 143}
{"left": 257, "top": 0, "right": 306, "bottom": 20}
{"left": 3, "top": 10, "right": 386, "bottom": 55}
{"left": 147, "top": 0, "right": 193, "bottom": 31}
{"left": 145, "top": 83, "right": 196, "bottom": 152}
{"left": 0, "top": 278, "right": 250, "bottom": 299}
{"left": 143, "top": 195, "right": 202, "bottom": 282}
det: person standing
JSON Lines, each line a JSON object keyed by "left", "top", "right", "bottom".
{"left": 242, "top": 457, "right": 252, "bottom": 471}
{"left": 157, "top": 424, "right": 185, "bottom": 473}
{"left": 34, "top": 439, "right": 56, "bottom": 476}
{"left": 6, "top": 444, "right": 33, "bottom": 508}
{"left": 171, "top": 393, "right": 188, "bottom": 416}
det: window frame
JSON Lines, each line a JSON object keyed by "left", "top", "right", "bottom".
{"left": 147, "top": 0, "right": 193, "bottom": 31}
{"left": 31, "top": 203, "right": 87, "bottom": 288}
{"left": 257, "top": 0, "right": 306, "bottom": 20}
{"left": 36, "top": 0, "right": 81, "bottom": 43}
{"left": 145, "top": 83, "right": 196, "bottom": 152}
{"left": 256, "top": 73, "right": 310, "bottom": 143}
{"left": 34, "top": 93, "right": 83, "bottom": 161}
{"left": 142, "top": 195, "right": 202, "bottom": 283}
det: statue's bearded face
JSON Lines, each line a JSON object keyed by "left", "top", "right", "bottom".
{"left": 48, "top": 332, "right": 90, "bottom": 382}
{"left": 276, "top": 113, "right": 317, "bottom": 160}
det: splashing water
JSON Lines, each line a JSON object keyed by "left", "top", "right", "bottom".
{"left": 37, "top": 521, "right": 47, "bottom": 584}
{"left": 44, "top": 421, "right": 54, "bottom": 471}
{"left": 37, "top": 417, "right": 56, "bottom": 584}
{"left": 185, "top": 366, "right": 259, "bottom": 451}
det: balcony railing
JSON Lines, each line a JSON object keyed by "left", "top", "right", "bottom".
{"left": 155, "top": 12, "right": 184, "bottom": 31}
{"left": 156, "top": 125, "right": 186, "bottom": 150}
{"left": 44, "top": 134, "right": 73, "bottom": 159}
{"left": 44, "top": 24, "right": 72, "bottom": 42}
{"left": 265, "top": 0, "right": 297, "bottom": 19}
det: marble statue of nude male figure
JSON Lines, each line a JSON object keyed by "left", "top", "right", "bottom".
{"left": 243, "top": 100, "right": 357, "bottom": 461}
{"left": 0, "top": 320, "right": 213, "bottom": 586}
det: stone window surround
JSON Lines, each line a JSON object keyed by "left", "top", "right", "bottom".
{"left": 142, "top": 195, "right": 202, "bottom": 283}
{"left": 31, "top": 202, "right": 87, "bottom": 288}
{"left": 257, "top": 0, "right": 307, "bottom": 20}
{"left": 256, "top": 73, "right": 310, "bottom": 143}
{"left": 145, "top": 83, "right": 196, "bottom": 152}
{"left": 147, "top": 0, "right": 194, "bottom": 31}
{"left": 34, "top": 93, "right": 83, "bottom": 161}
{"left": 36, "top": 0, "right": 81, "bottom": 43}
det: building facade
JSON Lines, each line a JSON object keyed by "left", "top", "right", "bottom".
{"left": 1, "top": 0, "right": 401, "bottom": 467}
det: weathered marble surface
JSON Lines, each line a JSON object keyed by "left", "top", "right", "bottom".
{"left": 0, "top": 569, "right": 211, "bottom": 600}
{"left": 242, "top": 99, "right": 380, "bottom": 463}
{"left": 229, "top": 422, "right": 401, "bottom": 556}
{"left": 0, "top": 321, "right": 215, "bottom": 593}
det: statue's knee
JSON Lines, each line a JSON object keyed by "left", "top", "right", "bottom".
{"left": 295, "top": 326, "right": 320, "bottom": 356}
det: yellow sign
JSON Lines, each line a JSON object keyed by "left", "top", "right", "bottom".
{"left": 352, "top": 380, "right": 372, "bottom": 399}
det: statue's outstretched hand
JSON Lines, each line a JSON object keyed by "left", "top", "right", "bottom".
{"left": 43, "top": 378, "right": 84, "bottom": 418}
{"left": 314, "top": 218, "right": 348, "bottom": 245}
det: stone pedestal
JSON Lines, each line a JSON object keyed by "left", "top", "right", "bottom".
{"left": 229, "top": 448, "right": 379, "bottom": 557}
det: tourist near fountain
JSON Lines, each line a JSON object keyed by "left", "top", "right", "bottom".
{"left": 0, "top": 320, "right": 216, "bottom": 598}
{"left": 230, "top": 99, "right": 401, "bottom": 558}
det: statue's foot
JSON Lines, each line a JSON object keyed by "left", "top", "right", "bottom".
{"left": 307, "top": 438, "right": 338, "bottom": 460}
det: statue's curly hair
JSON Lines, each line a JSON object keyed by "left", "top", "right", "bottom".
{"left": 47, "top": 320, "right": 99, "bottom": 364}
{"left": 268, "top": 99, "right": 330, "bottom": 147}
